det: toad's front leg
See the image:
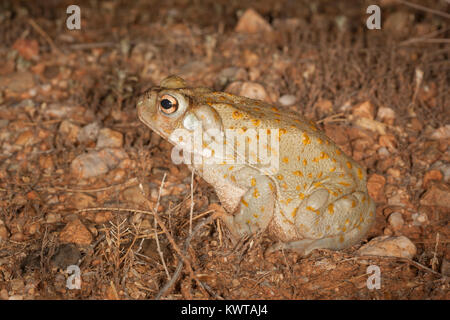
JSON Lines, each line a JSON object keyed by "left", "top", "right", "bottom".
{"left": 219, "top": 170, "right": 276, "bottom": 239}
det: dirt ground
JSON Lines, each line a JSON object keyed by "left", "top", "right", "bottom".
{"left": 0, "top": 0, "right": 448, "bottom": 300}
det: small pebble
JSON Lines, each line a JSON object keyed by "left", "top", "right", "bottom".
{"left": 96, "top": 128, "right": 124, "bottom": 148}
{"left": 278, "top": 94, "right": 296, "bottom": 107}
{"left": 358, "top": 235, "right": 417, "bottom": 259}
{"left": 388, "top": 212, "right": 404, "bottom": 231}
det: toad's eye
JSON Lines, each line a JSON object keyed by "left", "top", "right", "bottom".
{"left": 159, "top": 95, "right": 178, "bottom": 114}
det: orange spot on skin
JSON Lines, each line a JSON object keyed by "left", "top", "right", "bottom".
{"left": 280, "top": 128, "right": 287, "bottom": 135}
{"left": 291, "top": 208, "right": 297, "bottom": 218}
{"left": 328, "top": 204, "right": 334, "bottom": 214}
{"left": 253, "top": 213, "right": 259, "bottom": 218}
{"left": 346, "top": 161, "right": 352, "bottom": 169}
{"left": 253, "top": 188, "right": 260, "bottom": 198}
{"left": 293, "top": 170, "right": 303, "bottom": 177}
{"left": 369, "top": 211, "right": 374, "bottom": 217}
{"left": 231, "top": 175, "right": 236, "bottom": 182}
{"left": 282, "top": 157, "right": 289, "bottom": 163}
{"left": 241, "top": 199, "right": 249, "bottom": 207}
{"left": 298, "top": 193, "right": 305, "bottom": 199}
{"left": 330, "top": 167, "right": 336, "bottom": 172}
{"left": 282, "top": 183, "right": 288, "bottom": 190}
{"left": 320, "top": 152, "right": 329, "bottom": 159}
{"left": 232, "top": 111, "right": 243, "bottom": 119}
{"left": 286, "top": 198, "right": 293, "bottom": 204}
{"left": 268, "top": 183, "right": 274, "bottom": 191}
{"left": 306, "top": 206, "right": 320, "bottom": 215}
{"left": 339, "top": 235, "right": 345, "bottom": 243}
{"left": 302, "top": 132, "right": 311, "bottom": 145}
{"left": 251, "top": 178, "right": 256, "bottom": 187}
{"left": 296, "top": 185, "right": 301, "bottom": 191}
{"left": 336, "top": 149, "right": 342, "bottom": 155}
{"left": 303, "top": 159, "right": 308, "bottom": 166}
{"left": 357, "top": 168, "right": 364, "bottom": 180}
{"left": 351, "top": 200, "right": 356, "bottom": 208}
{"left": 317, "top": 137, "right": 323, "bottom": 144}
{"left": 307, "top": 173, "right": 313, "bottom": 179}
{"left": 277, "top": 174, "right": 284, "bottom": 180}
{"left": 339, "top": 181, "right": 351, "bottom": 187}
{"left": 251, "top": 119, "right": 261, "bottom": 126}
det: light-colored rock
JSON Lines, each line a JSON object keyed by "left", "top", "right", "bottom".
{"left": 430, "top": 125, "right": 450, "bottom": 140}
{"left": 358, "top": 235, "right": 417, "bottom": 259}
{"left": 77, "top": 122, "right": 100, "bottom": 144}
{"left": 353, "top": 101, "right": 375, "bottom": 119}
{"left": 377, "top": 146, "right": 390, "bottom": 157}
{"left": 235, "top": 8, "right": 273, "bottom": 34}
{"left": 278, "top": 94, "right": 296, "bottom": 107}
{"left": 354, "top": 118, "right": 386, "bottom": 135}
{"left": 59, "top": 219, "right": 93, "bottom": 245}
{"left": 59, "top": 120, "right": 80, "bottom": 144}
{"left": 377, "top": 107, "right": 396, "bottom": 125}
{"left": 387, "top": 188, "right": 410, "bottom": 207}
{"left": 96, "top": 128, "right": 123, "bottom": 148}
{"left": 225, "top": 81, "right": 270, "bottom": 102}
{"left": 412, "top": 212, "right": 429, "bottom": 226}
{"left": 215, "top": 67, "right": 248, "bottom": 88}
{"left": 388, "top": 212, "right": 404, "bottom": 231}
{"left": 71, "top": 148, "right": 128, "bottom": 179}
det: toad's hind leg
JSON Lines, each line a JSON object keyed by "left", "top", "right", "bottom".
{"left": 269, "top": 188, "right": 376, "bottom": 255}
{"left": 220, "top": 175, "right": 276, "bottom": 239}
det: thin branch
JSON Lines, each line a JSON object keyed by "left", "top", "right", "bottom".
{"left": 397, "top": 0, "right": 450, "bottom": 20}
{"left": 155, "top": 213, "right": 219, "bottom": 300}
{"left": 142, "top": 173, "right": 171, "bottom": 281}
